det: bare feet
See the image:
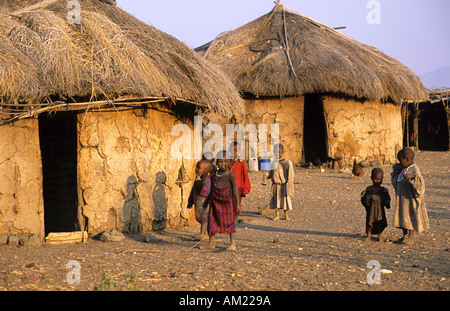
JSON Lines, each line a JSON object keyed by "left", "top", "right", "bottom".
{"left": 227, "top": 244, "right": 236, "bottom": 251}
{"left": 200, "top": 235, "right": 215, "bottom": 249}
{"left": 195, "top": 234, "right": 208, "bottom": 241}
{"left": 273, "top": 210, "right": 280, "bottom": 221}
{"left": 402, "top": 230, "right": 414, "bottom": 245}
{"left": 200, "top": 243, "right": 215, "bottom": 250}
{"left": 402, "top": 235, "right": 414, "bottom": 245}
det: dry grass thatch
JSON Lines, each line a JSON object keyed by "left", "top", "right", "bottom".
{"left": 0, "top": 0, "right": 243, "bottom": 121}
{"left": 196, "top": 3, "right": 428, "bottom": 103}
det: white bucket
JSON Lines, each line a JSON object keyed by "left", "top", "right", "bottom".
{"left": 248, "top": 158, "right": 259, "bottom": 172}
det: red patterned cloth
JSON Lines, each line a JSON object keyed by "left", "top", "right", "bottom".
{"left": 207, "top": 179, "right": 237, "bottom": 235}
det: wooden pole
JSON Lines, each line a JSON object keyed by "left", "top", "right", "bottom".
{"left": 0, "top": 96, "right": 207, "bottom": 125}
{"left": 414, "top": 102, "right": 419, "bottom": 150}
{"left": 406, "top": 103, "right": 409, "bottom": 148}
{"left": 282, "top": 9, "right": 297, "bottom": 79}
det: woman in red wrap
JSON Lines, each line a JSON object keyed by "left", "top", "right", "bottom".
{"left": 229, "top": 142, "right": 251, "bottom": 207}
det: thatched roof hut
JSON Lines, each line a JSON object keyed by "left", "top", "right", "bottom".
{"left": 0, "top": 0, "right": 243, "bottom": 242}
{"left": 197, "top": 3, "right": 428, "bottom": 165}
{"left": 197, "top": 3, "right": 427, "bottom": 103}
{"left": 0, "top": 0, "right": 242, "bottom": 122}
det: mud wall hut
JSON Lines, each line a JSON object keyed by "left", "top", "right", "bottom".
{"left": 196, "top": 3, "right": 428, "bottom": 166}
{"left": 0, "top": 0, "right": 242, "bottom": 241}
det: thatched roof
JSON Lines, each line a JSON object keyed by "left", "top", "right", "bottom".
{"left": 196, "top": 3, "right": 428, "bottom": 103}
{"left": 0, "top": 0, "right": 242, "bottom": 122}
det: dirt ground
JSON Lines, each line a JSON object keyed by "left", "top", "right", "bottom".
{"left": 0, "top": 151, "right": 449, "bottom": 293}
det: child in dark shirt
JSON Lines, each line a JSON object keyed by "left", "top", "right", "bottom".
{"left": 360, "top": 168, "right": 391, "bottom": 242}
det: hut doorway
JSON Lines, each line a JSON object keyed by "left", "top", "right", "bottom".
{"left": 38, "top": 112, "right": 79, "bottom": 235}
{"left": 303, "top": 94, "right": 328, "bottom": 164}
{"left": 418, "top": 101, "right": 449, "bottom": 151}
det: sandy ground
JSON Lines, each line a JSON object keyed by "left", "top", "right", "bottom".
{"left": 0, "top": 151, "right": 449, "bottom": 293}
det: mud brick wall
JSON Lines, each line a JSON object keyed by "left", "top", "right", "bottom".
{"left": 0, "top": 119, "right": 44, "bottom": 238}
{"left": 236, "top": 97, "right": 304, "bottom": 164}
{"left": 323, "top": 97, "right": 402, "bottom": 165}
{"left": 232, "top": 96, "right": 401, "bottom": 167}
{"left": 77, "top": 108, "right": 196, "bottom": 236}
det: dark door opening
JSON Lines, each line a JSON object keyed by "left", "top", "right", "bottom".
{"left": 303, "top": 94, "right": 328, "bottom": 165}
{"left": 38, "top": 112, "right": 79, "bottom": 235}
{"left": 418, "top": 102, "right": 449, "bottom": 151}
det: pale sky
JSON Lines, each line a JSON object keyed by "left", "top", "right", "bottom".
{"left": 117, "top": 0, "right": 450, "bottom": 77}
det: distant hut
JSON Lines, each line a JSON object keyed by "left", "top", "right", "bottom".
{"left": 403, "top": 89, "right": 449, "bottom": 151}
{"left": 196, "top": 3, "right": 428, "bottom": 166}
{"left": 0, "top": 0, "right": 242, "bottom": 241}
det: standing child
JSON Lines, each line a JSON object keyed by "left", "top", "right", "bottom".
{"left": 391, "top": 147, "right": 429, "bottom": 245}
{"left": 267, "top": 144, "right": 294, "bottom": 220}
{"left": 187, "top": 159, "right": 212, "bottom": 240}
{"left": 360, "top": 168, "right": 391, "bottom": 242}
{"left": 202, "top": 150, "right": 240, "bottom": 250}
{"left": 229, "top": 141, "right": 251, "bottom": 209}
